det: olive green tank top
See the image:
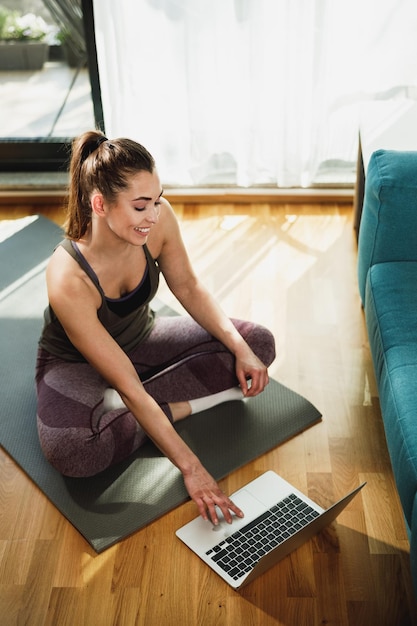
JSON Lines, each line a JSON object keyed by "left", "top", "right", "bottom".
{"left": 39, "top": 239, "right": 160, "bottom": 362}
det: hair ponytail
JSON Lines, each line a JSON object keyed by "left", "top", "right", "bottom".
{"left": 64, "top": 130, "right": 155, "bottom": 240}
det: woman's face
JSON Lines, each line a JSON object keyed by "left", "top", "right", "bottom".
{"left": 103, "top": 169, "right": 163, "bottom": 245}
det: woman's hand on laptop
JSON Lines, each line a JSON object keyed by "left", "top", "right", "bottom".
{"left": 183, "top": 462, "right": 244, "bottom": 526}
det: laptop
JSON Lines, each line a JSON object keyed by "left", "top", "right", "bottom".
{"left": 176, "top": 470, "right": 365, "bottom": 590}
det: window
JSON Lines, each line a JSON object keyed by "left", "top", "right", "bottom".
{"left": 93, "top": 0, "right": 417, "bottom": 188}
{"left": 0, "top": 0, "right": 103, "bottom": 171}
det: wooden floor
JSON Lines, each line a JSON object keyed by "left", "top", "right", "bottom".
{"left": 1, "top": 200, "right": 417, "bottom": 626}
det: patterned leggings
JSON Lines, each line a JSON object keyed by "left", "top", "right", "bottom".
{"left": 35, "top": 316, "right": 276, "bottom": 477}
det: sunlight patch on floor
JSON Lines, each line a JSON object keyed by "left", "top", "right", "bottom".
{"left": 219, "top": 214, "right": 248, "bottom": 231}
{"left": 0, "top": 215, "right": 39, "bottom": 243}
{"left": 282, "top": 213, "right": 347, "bottom": 252}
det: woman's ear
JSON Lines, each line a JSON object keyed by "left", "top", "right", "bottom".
{"left": 91, "top": 193, "right": 105, "bottom": 217}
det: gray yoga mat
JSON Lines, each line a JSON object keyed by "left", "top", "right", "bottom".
{"left": 0, "top": 216, "right": 322, "bottom": 552}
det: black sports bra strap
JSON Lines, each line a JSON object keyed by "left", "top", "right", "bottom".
{"left": 60, "top": 239, "right": 105, "bottom": 297}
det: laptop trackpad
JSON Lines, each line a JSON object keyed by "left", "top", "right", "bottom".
{"left": 212, "top": 487, "right": 272, "bottom": 535}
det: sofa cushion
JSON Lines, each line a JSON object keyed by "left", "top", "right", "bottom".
{"left": 358, "top": 149, "right": 417, "bottom": 304}
{"left": 365, "top": 260, "right": 417, "bottom": 526}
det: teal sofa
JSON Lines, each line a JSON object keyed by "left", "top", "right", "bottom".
{"left": 357, "top": 149, "right": 417, "bottom": 595}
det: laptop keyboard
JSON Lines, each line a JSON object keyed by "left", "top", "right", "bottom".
{"left": 205, "top": 493, "right": 320, "bottom": 581}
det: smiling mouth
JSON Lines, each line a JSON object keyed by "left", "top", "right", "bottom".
{"left": 134, "top": 227, "right": 150, "bottom": 234}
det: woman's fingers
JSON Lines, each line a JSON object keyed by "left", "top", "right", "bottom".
{"left": 184, "top": 469, "right": 244, "bottom": 525}
{"left": 242, "top": 370, "right": 269, "bottom": 397}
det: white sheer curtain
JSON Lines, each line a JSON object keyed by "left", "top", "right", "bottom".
{"left": 92, "top": 0, "right": 417, "bottom": 187}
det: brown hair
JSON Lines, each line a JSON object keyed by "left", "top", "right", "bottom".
{"left": 64, "top": 130, "right": 156, "bottom": 239}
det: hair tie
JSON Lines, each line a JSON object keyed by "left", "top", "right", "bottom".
{"left": 96, "top": 135, "right": 108, "bottom": 149}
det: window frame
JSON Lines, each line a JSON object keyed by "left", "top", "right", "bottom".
{"left": 0, "top": 0, "right": 104, "bottom": 172}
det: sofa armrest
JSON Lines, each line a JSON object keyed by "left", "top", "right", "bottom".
{"left": 357, "top": 149, "right": 417, "bottom": 304}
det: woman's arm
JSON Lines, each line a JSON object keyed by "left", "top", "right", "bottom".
{"left": 46, "top": 247, "right": 243, "bottom": 525}
{"left": 155, "top": 202, "right": 269, "bottom": 397}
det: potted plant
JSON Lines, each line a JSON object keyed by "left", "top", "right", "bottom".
{"left": 0, "top": 6, "right": 52, "bottom": 71}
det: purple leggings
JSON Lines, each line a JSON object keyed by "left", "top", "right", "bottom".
{"left": 35, "top": 316, "right": 275, "bottom": 477}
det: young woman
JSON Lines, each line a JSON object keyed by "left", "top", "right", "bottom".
{"left": 36, "top": 130, "right": 276, "bottom": 526}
